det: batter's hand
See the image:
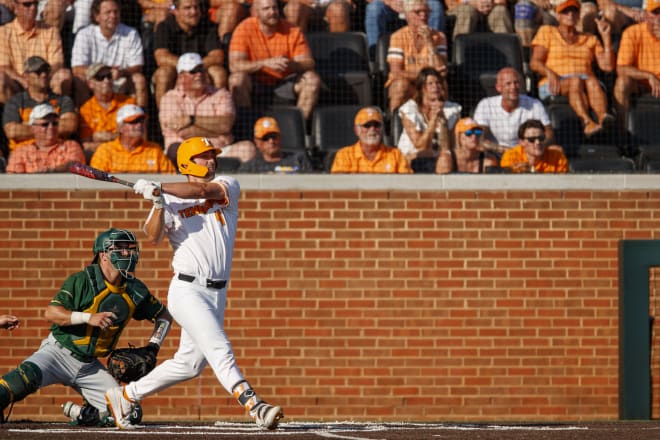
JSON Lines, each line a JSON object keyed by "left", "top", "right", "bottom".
{"left": 134, "top": 179, "right": 164, "bottom": 208}
{"left": 89, "top": 312, "right": 117, "bottom": 331}
{"left": 0, "top": 315, "right": 20, "bottom": 331}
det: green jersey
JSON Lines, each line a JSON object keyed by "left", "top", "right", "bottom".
{"left": 49, "top": 264, "right": 165, "bottom": 361}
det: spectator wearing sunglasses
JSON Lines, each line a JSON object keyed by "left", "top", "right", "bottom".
{"left": 331, "top": 106, "right": 412, "bottom": 173}
{"left": 6, "top": 103, "right": 85, "bottom": 173}
{"left": 436, "top": 117, "right": 498, "bottom": 173}
{"left": 500, "top": 119, "right": 568, "bottom": 173}
{"left": 0, "top": 0, "right": 72, "bottom": 104}
{"left": 78, "top": 63, "right": 136, "bottom": 159}
{"left": 473, "top": 67, "right": 554, "bottom": 156}
{"left": 160, "top": 53, "right": 256, "bottom": 165}
{"left": 90, "top": 104, "right": 176, "bottom": 173}
{"left": 238, "top": 116, "right": 313, "bottom": 173}
{"left": 2, "top": 56, "right": 77, "bottom": 153}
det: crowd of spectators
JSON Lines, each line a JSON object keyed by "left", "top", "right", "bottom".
{"left": 0, "top": 0, "right": 658, "bottom": 174}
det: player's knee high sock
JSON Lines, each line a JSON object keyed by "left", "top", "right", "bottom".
{"left": 0, "top": 362, "right": 42, "bottom": 410}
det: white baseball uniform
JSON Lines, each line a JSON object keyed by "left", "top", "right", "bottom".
{"left": 125, "top": 175, "right": 246, "bottom": 399}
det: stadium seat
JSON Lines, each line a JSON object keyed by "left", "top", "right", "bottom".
{"left": 311, "top": 105, "right": 361, "bottom": 153}
{"left": 390, "top": 110, "right": 403, "bottom": 147}
{"left": 217, "top": 157, "right": 242, "bottom": 172}
{"left": 410, "top": 156, "right": 437, "bottom": 173}
{"left": 576, "top": 144, "right": 622, "bottom": 159}
{"left": 264, "top": 106, "right": 308, "bottom": 152}
{"left": 627, "top": 105, "right": 660, "bottom": 147}
{"left": 306, "top": 32, "right": 372, "bottom": 106}
{"left": 448, "top": 32, "right": 525, "bottom": 114}
{"left": 645, "top": 160, "right": 660, "bottom": 172}
{"left": 547, "top": 104, "right": 583, "bottom": 159}
{"left": 373, "top": 32, "right": 392, "bottom": 110}
{"left": 569, "top": 157, "right": 636, "bottom": 173}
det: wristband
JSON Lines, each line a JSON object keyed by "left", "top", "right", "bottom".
{"left": 149, "top": 317, "right": 171, "bottom": 346}
{"left": 71, "top": 312, "right": 92, "bottom": 325}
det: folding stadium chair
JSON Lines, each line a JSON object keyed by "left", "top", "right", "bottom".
{"left": 569, "top": 157, "right": 636, "bottom": 173}
{"left": 448, "top": 32, "right": 525, "bottom": 115}
{"left": 306, "top": 32, "right": 372, "bottom": 106}
{"left": 264, "top": 107, "right": 308, "bottom": 152}
{"left": 311, "top": 105, "right": 361, "bottom": 153}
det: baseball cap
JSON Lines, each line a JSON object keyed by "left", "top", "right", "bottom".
{"left": 86, "top": 62, "right": 111, "bottom": 80}
{"left": 254, "top": 117, "right": 280, "bottom": 139}
{"left": 177, "top": 52, "right": 203, "bottom": 73}
{"left": 354, "top": 107, "right": 383, "bottom": 126}
{"left": 454, "top": 117, "right": 481, "bottom": 136}
{"left": 116, "top": 104, "right": 146, "bottom": 125}
{"left": 28, "top": 103, "right": 58, "bottom": 125}
{"left": 647, "top": 0, "right": 660, "bottom": 12}
{"left": 23, "top": 56, "right": 49, "bottom": 73}
{"left": 554, "top": 0, "right": 580, "bottom": 12}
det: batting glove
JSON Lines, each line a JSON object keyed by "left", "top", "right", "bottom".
{"left": 133, "top": 179, "right": 158, "bottom": 196}
{"left": 134, "top": 179, "right": 164, "bottom": 209}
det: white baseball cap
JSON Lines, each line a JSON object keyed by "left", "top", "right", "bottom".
{"left": 177, "top": 53, "right": 203, "bottom": 74}
{"left": 116, "top": 104, "right": 146, "bottom": 125}
{"left": 29, "top": 103, "right": 58, "bottom": 125}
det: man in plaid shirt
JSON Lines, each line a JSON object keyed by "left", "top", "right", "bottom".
{"left": 6, "top": 103, "right": 85, "bottom": 173}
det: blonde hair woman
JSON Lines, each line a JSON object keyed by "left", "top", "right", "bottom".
{"left": 436, "top": 117, "right": 498, "bottom": 173}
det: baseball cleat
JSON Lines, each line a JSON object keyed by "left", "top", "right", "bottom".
{"left": 62, "top": 401, "right": 82, "bottom": 421}
{"left": 250, "top": 402, "right": 283, "bottom": 430}
{"left": 105, "top": 387, "right": 137, "bottom": 430}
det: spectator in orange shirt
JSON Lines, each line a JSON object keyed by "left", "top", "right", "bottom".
{"left": 500, "top": 119, "right": 568, "bottom": 173}
{"left": 385, "top": 0, "right": 448, "bottom": 112}
{"left": 0, "top": 0, "right": 72, "bottom": 103}
{"left": 78, "top": 63, "right": 136, "bottom": 159}
{"left": 613, "top": 0, "right": 660, "bottom": 127}
{"left": 2, "top": 56, "right": 77, "bottom": 152}
{"left": 228, "top": 0, "right": 321, "bottom": 120}
{"left": 331, "top": 106, "right": 412, "bottom": 173}
{"left": 90, "top": 104, "right": 176, "bottom": 173}
{"left": 6, "top": 103, "right": 86, "bottom": 173}
{"left": 530, "top": 0, "right": 615, "bottom": 137}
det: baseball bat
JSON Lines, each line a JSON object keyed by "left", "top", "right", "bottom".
{"left": 69, "top": 162, "right": 136, "bottom": 188}
{"left": 69, "top": 162, "right": 161, "bottom": 196}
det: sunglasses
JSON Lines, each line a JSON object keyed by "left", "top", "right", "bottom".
{"left": 411, "top": 8, "right": 430, "bottom": 14}
{"left": 185, "top": 66, "right": 205, "bottom": 75}
{"left": 260, "top": 133, "right": 280, "bottom": 141}
{"left": 464, "top": 128, "right": 483, "bottom": 136}
{"left": 31, "top": 67, "right": 50, "bottom": 75}
{"left": 33, "top": 120, "right": 59, "bottom": 128}
{"left": 524, "top": 135, "right": 546, "bottom": 143}
{"left": 94, "top": 72, "right": 113, "bottom": 82}
{"left": 362, "top": 122, "right": 382, "bottom": 129}
{"left": 18, "top": 1, "right": 38, "bottom": 7}
{"left": 560, "top": 6, "right": 579, "bottom": 14}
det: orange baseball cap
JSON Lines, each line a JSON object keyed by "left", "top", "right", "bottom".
{"left": 647, "top": 0, "right": 660, "bottom": 12}
{"left": 555, "top": 0, "right": 580, "bottom": 12}
{"left": 354, "top": 107, "right": 383, "bottom": 126}
{"left": 254, "top": 117, "right": 280, "bottom": 139}
{"left": 454, "top": 117, "right": 481, "bottom": 136}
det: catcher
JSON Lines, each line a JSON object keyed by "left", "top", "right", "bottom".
{"left": 0, "top": 228, "right": 173, "bottom": 426}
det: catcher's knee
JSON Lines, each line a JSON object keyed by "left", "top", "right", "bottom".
{"left": 0, "top": 361, "right": 42, "bottom": 409}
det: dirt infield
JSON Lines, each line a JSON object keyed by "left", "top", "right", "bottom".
{"left": 3, "top": 420, "right": 660, "bottom": 440}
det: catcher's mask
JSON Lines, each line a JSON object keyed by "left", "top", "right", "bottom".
{"left": 92, "top": 228, "right": 139, "bottom": 278}
{"left": 177, "top": 137, "right": 221, "bottom": 177}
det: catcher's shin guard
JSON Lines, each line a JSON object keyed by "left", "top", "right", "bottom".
{"left": 0, "top": 362, "right": 42, "bottom": 410}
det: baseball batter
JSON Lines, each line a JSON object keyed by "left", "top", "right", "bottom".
{"left": 0, "top": 228, "right": 173, "bottom": 426}
{"left": 105, "top": 137, "right": 284, "bottom": 430}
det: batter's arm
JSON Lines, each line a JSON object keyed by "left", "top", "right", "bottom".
{"left": 161, "top": 181, "right": 229, "bottom": 201}
{"left": 45, "top": 305, "right": 117, "bottom": 330}
{"left": 144, "top": 204, "right": 166, "bottom": 245}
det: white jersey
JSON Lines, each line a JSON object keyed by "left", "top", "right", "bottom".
{"left": 160, "top": 176, "right": 240, "bottom": 280}
{"left": 473, "top": 94, "right": 551, "bottom": 148}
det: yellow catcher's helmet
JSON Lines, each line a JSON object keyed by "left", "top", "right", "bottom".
{"left": 177, "top": 137, "right": 221, "bottom": 177}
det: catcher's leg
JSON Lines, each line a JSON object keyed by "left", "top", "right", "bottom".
{"left": 63, "top": 399, "right": 143, "bottom": 426}
{"left": 0, "top": 362, "right": 43, "bottom": 422}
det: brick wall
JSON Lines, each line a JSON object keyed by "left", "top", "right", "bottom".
{"left": 1, "top": 177, "right": 659, "bottom": 423}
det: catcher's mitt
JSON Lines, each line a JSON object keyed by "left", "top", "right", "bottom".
{"left": 107, "top": 343, "right": 159, "bottom": 383}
